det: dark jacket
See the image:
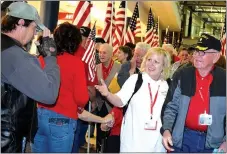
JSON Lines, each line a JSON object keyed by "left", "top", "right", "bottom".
{"left": 1, "top": 34, "right": 38, "bottom": 152}
{"left": 1, "top": 33, "right": 60, "bottom": 104}
{"left": 117, "top": 61, "right": 140, "bottom": 88}
{"left": 161, "top": 66, "right": 226, "bottom": 149}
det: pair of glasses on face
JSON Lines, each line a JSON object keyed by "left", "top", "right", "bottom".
{"left": 193, "top": 50, "right": 217, "bottom": 56}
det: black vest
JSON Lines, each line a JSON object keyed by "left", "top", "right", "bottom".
{"left": 1, "top": 33, "right": 38, "bottom": 153}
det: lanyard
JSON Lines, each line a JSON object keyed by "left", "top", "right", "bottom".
{"left": 148, "top": 83, "right": 160, "bottom": 119}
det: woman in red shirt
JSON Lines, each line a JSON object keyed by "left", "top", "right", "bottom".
{"left": 32, "top": 22, "right": 89, "bottom": 153}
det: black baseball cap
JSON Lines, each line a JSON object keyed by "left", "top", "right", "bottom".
{"left": 80, "top": 26, "right": 91, "bottom": 37}
{"left": 95, "top": 37, "right": 105, "bottom": 43}
{"left": 195, "top": 33, "right": 221, "bottom": 52}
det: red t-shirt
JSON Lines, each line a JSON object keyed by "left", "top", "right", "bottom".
{"left": 74, "top": 45, "right": 98, "bottom": 86}
{"left": 110, "top": 107, "right": 123, "bottom": 136}
{"left": 38, "top": 53, "right": 89, "bottom": 119}
{"left": 185, "top": 69, "right": 213, "bottom": 131}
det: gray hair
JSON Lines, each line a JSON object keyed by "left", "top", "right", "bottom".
{"left": 135, "top": 42, "right": 150, "bottom": 53}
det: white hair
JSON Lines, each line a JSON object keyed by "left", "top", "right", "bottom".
{"left": 135, "top": 42, "right": 150, "bottom": 53}
{"left": 162, "top": 44, "right": 177, "bottom": 55}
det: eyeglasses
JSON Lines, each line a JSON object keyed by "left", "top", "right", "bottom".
{"left": 193, "top": 50, "right": 217, "bottom": 56}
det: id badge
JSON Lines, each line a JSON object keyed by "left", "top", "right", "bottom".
{"left": 144, "top": 120, "right": 157, "bottom": 130}
{"left": 199, "top": 113, "right": 212, "bottom": 125}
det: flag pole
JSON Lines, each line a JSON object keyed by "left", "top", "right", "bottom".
{"left": 158, "top": 16, "right": 160, "bottom": 46}
{"left": 138, "top": 2, "right": 143, "bottom": 42}
{"left": 86, "top": 21, "right": 96, "bottom": 154}
{"left": 122, "top": 1, "right": 127, "bottom": 45}
{"left": 87, "top": 101, "right": 91, "bottom": 153}
{"left": 110, "top": 1, "right": 114, "bottom": 45}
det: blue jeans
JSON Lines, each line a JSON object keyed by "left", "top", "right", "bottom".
{"left": 32, "top": 108, "right": 77, "bottom": 153}
{"left": 72, "top": 120, "right": 88, "bottom": 152}
{"left": 171, "top": 128, "right": 214, "bottom": 153}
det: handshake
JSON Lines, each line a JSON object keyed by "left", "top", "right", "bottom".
{"left": 34, "top": 28, "right": 57, "bottom": 57}
{"left": 101, "top": 113, "right": 115, "bottom": 131}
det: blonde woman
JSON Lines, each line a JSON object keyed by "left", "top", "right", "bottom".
{"left": 95, "top": 47, "right": 171, "bottom": 152}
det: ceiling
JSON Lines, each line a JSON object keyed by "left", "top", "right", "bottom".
{"left": 180, "top": 1, "right": 226, "bottom": 29}
{"left": 59, "top": 1, "right": 182, "bottom": 32}
{"left": 23, "top": 1, "right": 226, "bottom": 33}
{"left": 141, "top": 1, "right": 181, "bottom": 31}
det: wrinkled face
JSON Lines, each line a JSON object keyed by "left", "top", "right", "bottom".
{"left": 133, "top": 48, "right": 147, "bottom": 68}
{"left": 179, "top": 50, "right": 189, "bottom": 63}
{"left": 193, "top": 49, "right": 220, "bottom": 70}
{"left": 99, "top": 46, "right": 111, "bottom": 63}
{"left": 19, "top": 21, "right": 36, "bottom": 45}
{"left": 145, "top": 53, "right": 164, "bottom": 80}
{"left": 117, "top": 49, "right": 127, "bottom": 63}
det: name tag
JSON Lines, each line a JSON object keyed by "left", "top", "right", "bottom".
{"left": 199, "top": 113, "right": 212, "bottom": 125}
{"left": 144, "top": 120, "right": 157, "bottom": 130}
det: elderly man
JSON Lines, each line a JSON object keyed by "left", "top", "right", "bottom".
{"left": 1, "top": 2, "right": 60, "bottom": 152}
{"left": 161, "top": 33, "right": 226, "bottom": 153}
{"left": 95, "top": 43, "right": 121, "bottom": 152}
{"left": 117, "top": 42, "right": 150, "bottom": 87}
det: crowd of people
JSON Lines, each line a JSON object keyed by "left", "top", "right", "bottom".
{"left": 1, "top": 1, "right": 226, "bottom": 153}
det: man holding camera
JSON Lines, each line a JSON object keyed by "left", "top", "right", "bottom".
{"left": 1, "top": 2, "right": 60, "bottom": 152}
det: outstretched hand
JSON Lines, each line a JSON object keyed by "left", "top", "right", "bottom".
{"left": 95, "top": 79, "right": 110, "bottom": 97}
{"left": 100, "top": 113, "right": 115, "bottom": 131}
{"left": 104, "top": 112, "right": 115, "bottom": 127}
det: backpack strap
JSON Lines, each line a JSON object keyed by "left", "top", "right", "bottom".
{"left": 123, "top": 72, "right": 143, "bottom": 116}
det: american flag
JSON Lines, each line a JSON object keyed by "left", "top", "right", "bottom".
{"left": 72, "top": 1, "right": 92, "bottom": 28}
{"left": 144, "top": 8, "right": 155, "bottom": 45}
{"left": 82, "top": 22, "right": 97, "bottom": 82}
{"left": 150, "top": 21, "right": 159, "bottom": 47}
{"left": 221, "top": 15, "right": 226, "bottom": 56}
{"left": 101, "top": 1, "right": 115, "bottom": 44}
{"left": 112, "top": 1, "right": 126, "bottom": 55}
{"left": 124, "top": 2, "right": 141, "bottom": 44}
{"left": 163, "top": 27, "right": 169, "bottom": 44}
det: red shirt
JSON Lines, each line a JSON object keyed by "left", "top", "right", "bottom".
{"left": 173, "top": 55, "right": 180, "bottom": 62}
{"left": 185, "top": 69, "right": 213, "bottom": 131}
{"left": 101, "top": 60, "right": 114, "bottom": 80}
{"left": 74, "top": 45, "right": 98, "bottom": 86}
{"left": 38, "top": 53, "right": 89, "bottom": 119}
{"left": 110, "top": 107, "right": 123, "bottom": 136}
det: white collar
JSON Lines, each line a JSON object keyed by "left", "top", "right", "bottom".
{"left": 142, "top": 72, "right": 162, "bottom": 85}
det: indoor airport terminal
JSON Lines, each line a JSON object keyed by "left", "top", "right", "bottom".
{"left": 1, "top": 1, "right": 226, "bottom": 153}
